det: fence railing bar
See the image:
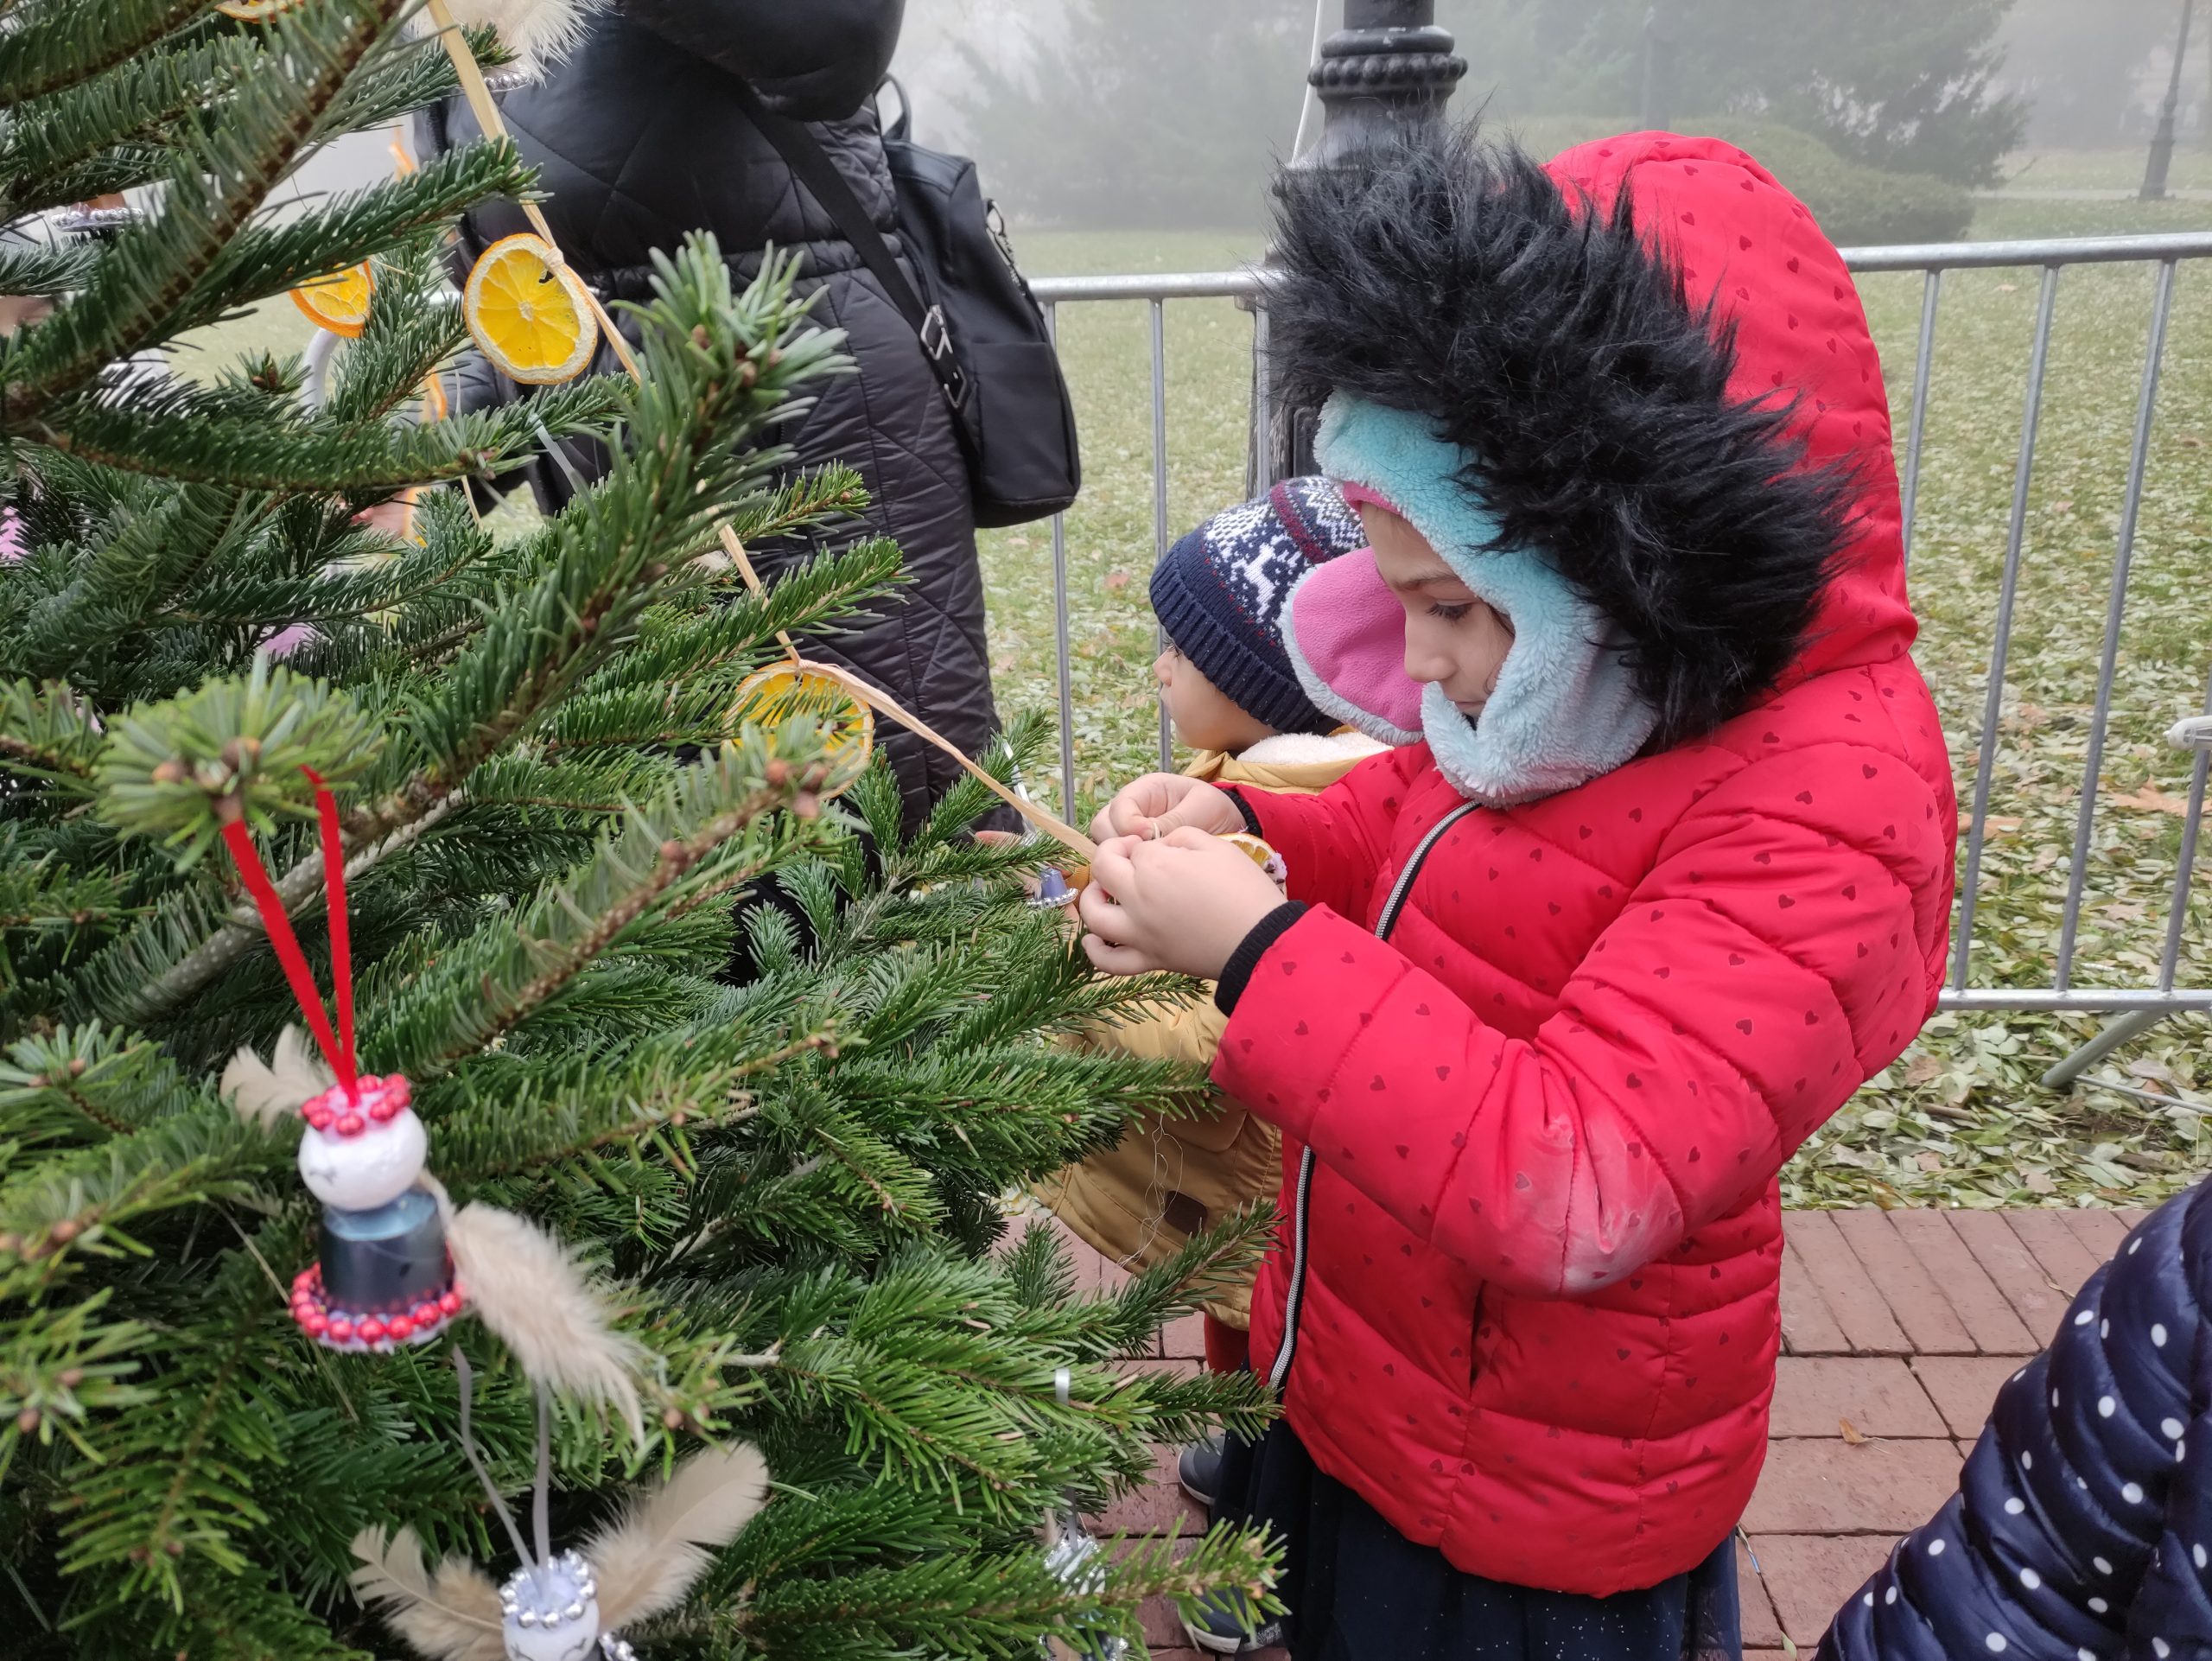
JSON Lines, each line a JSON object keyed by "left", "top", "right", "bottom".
{"left": 1043, "top": 302, "right": 1077, "bottom": 821}
{"left": 1938, "top": 988, "right": 2212, "bottom": 1012}
{"left": 2057, "top": 259, "right": 2180, "bottom": 989}
{"left": 1022, "top": 234, "right": 2212, "bottom": 308}
{"left": 1839, "top": 230, "right": 2212, "bottom": 273}
{"left": 1898, "top": 269, "right": 1942, "bottom": 563}
{"left": 1251, "top": 307, "right": 1272, "bottom": 498}
{"left": 1149, "top": 298, "right": 1173, "bottom": 773}
{"left": 2161, "top": 663, "right": 2212, "bottom": 990}
{"left": 1952, "top": 264, "right": 2062, "bottom": 990}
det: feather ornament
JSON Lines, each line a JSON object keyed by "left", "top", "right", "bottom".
{"left": 428, "top": 0, "right": 605, "bottom": 73}
{"left": 350, "top": 1526, "right": 508, "bottom": 1661}
{"left": 445, "top": 1197, "right": 645, "bottom": 1442}
{"left": 585, "top": 1443, "right": 772, "bottom": 1629}
{"left": 219, "top": 1025, "right": 333, "bottom": 1128}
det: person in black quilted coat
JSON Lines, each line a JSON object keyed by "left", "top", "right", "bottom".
{"left": 418, "top": 0, "right": 1000, "bottom": 830}
{"left": 1820, "top": 1183, "right": 2212, "bottom": 1661}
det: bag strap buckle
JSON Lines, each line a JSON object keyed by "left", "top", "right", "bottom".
{"left": 919, "top": 303, "right": 969, "bottom": 410}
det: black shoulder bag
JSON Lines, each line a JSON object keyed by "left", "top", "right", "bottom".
{"left": 726, "top": 75, "right": 1081, "bottom": 529}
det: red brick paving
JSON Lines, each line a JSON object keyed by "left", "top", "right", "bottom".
{"left": 1052, "top": 1206, "right": 2145, "bottom": 1658}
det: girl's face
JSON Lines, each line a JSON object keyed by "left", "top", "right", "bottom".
{"left": 1359, "top": 503, "right": 1515, "bottom": 718}
{"left": 1153, "top": 643, "right": 1277, "bottom": 754}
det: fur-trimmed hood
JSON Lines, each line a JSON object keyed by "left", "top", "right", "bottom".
{"left": 1266, "top": 125, "right": 1917, "bottom": 748}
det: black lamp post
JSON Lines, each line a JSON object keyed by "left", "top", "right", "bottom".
{"left": 1252, "top": 0, "right": 1465, "bottom": 486}
{"left": 2142, "top": 0, "right": 2198, "bottom": 203}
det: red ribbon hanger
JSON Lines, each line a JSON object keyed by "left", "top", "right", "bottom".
{"left": 217, "top": 767, "right": 357, "bottom": 1098}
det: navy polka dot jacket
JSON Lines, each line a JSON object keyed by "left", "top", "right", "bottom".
{"left": 1821, "top": 1184, "right": 2212, "bottom": 1661}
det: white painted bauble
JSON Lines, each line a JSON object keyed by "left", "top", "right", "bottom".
{"left": 296, "top": 1111, "right": 427, "bottom": 1209}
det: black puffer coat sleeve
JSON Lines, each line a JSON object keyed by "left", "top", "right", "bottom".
{"left": 623, "top": 0, "right": 903, "bottom": 118}
{"left": 1817, "top": 1186, "right": 2210, "bottom": 1661}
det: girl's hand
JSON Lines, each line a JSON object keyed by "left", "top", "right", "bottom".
{"left": 1078, "top": 829, "right": 1285, "bottom": 980}
{"left": 1090, "top": 773, "right": 1244, "bottom": 843}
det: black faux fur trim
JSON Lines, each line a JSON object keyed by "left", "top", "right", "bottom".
{"left": 1266, "top": 126, "right": 1854, "bottom": 744}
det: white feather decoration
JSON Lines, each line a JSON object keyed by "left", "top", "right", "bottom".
{"left": 350, "top": 1526, "right": 508, "bottom": 1661}
{"left": 219, "top": 1025, "right": 333, "bottom": 1129}
{"left": 584, "top": 1442, "right": 772, "bottom": 1629}
{"left": 445, "top": 1198, "right": 645, "bottom": 1442}
{"left": 430, "top": 0, "right": 605, "bottom": 74}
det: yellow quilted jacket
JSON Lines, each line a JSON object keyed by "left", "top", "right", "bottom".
{"left": 1036, "top": 729, "right": 1388, "bottom": 1327}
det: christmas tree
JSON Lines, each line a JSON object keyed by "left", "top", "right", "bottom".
{"left": 0, "top": 4, "right": 1271, "bottom": 1657}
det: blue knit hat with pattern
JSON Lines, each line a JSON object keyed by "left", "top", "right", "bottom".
{"left": 1148, "top": 475, "right": 1367, "bottom": 736}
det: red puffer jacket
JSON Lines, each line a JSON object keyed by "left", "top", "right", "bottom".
{"left": 1216, "top": 134, "right": 1958, "bottom": 1595}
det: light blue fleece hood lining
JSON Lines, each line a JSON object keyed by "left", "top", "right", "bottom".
{"left": 1314, "top": 394, "right": 1660, "bottom": 805}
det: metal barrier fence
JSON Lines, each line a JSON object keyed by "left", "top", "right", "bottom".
{"left": 1027, "top": 231, "right": 2212, "bottom": 1086}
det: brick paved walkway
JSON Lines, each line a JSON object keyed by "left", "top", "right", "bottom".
{"left": 1064, "top": 1205, "right": 2151, "bottom": 1661}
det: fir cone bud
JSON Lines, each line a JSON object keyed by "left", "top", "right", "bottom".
{"left": 691, "top": 325, "right": 711, "bottom": 352}
{"left": 67, "top": 1058, "right": 86, "bottom": 1078}
{"left": 791, "top": 792, "right": 820, "bottom": 820}
{"left": 164, "top": 1539, "right": 183, "bottom": 1557}
{"left": 801, "top": 762, "right": 831, "bottom": 792}
{"left": 736, "top": 360, "right": 757, "bottom": 390}
{"left": 763, "top": 759, "right": 791, "bottom": 787}
{"left": 48, "top": 1219, "right": 79, "bottom": 1244}
{"left": 218, "top": 735, "right": 260, "bottom": 773}
{"left": 662, "top": 1407, "right": 683, "bottom": 1430}
{"left": 150, "top": 758, "right": 186, "bottom": 786}
{"left": 16, "top": 1408, "right": 39, "bottom": 1434}
{"left": 57, "top": 1368, "right": 82, "bottom": 1389}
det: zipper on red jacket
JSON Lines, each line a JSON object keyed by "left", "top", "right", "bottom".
{"left": 1268, "top": 800, "right": 1478, "bottom": 1397}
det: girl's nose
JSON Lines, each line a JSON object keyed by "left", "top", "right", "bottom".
{"left": 1402, "top": 627, "right": 1451, "bottom": 685}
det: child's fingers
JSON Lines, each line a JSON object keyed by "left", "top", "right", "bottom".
{"left": 1076, "top": 874, "right": 1128, "bottom": 937}
{"left": 1082, "top": 932, "right": 1157, "bottom": 977}
{"left": 1086, "top": 838, "right": 1140, "bottom": 905}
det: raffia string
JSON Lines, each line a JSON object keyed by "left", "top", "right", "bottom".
{"left": 423, "top": 7, "right": 1095, "bottom": 862}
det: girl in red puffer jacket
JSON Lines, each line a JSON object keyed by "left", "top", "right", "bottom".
{"left": 1077, "top": 125, "right": 1957, "bottom": 1661}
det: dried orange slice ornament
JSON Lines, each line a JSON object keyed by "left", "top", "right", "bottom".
{"left": 1220, "top": 831, "right": 1288, "bottom": 890}
{"left": 731, "top": 663, "right": 874, "bottom": 797}
{"left": 461, "top": 233, "right": 598, "bottom": 385}
{"left": 290, "top": 263, "right": 374, "bottom": 337}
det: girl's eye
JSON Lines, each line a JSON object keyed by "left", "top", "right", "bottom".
{"left": 1427, "top": 601, "right": 1473, "bottom": 622}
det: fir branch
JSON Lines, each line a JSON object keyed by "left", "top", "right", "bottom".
{"left": 0, "top": 240, "right": 96, "bottom": 300}
{"left": 0, "top": 33, "right": 259, "bottom": 220}
{"left": 0, "top": 678, "right": 104, "bottom": 794}
{"left": 0, "top": 0, "right": 205, "bottom": 105}
{"left": 367, "top": 737, "right": 839, "bottom": 1077}
{"left": 4, "top": 0, "right": 410, "bottom": 416}
{"left": 25, "top": 378, "right": 609, "bottom": 495}
{"left": 0, "top": 1022, "right": 194, "bottom": 1145}
{"left": 733, "top": 1523, "right": 1277, "bottom": 1660}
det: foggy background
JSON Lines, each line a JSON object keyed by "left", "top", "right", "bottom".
{"left": 305, "top": 2, "right": 2210, "bottom": 249}
{"left": 893, "top": 0, "right": 2210, "bottom": 240}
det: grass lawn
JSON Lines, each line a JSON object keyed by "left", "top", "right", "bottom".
{"left": 188, "top": 179, "right": 2212, "bottom": 1211}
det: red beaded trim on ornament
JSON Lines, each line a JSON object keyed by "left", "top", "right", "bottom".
{"left": 300, "top": 1072, "right": 411, "bottom": 1140}
{"left": 289, "top": 1262, "right": 461, "bottom": 1347}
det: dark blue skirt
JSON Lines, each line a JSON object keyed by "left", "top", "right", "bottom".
{"left": 1215, "top": 1419, "right": 1744, "bottom": 1661}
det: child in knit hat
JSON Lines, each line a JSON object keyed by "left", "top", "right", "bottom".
{"left": 1037, "top": 477, "right": 1381, "bottom": 1437}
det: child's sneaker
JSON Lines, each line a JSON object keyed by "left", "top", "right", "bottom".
{"left": 1181, "top": 1588, "right": 1286, "bottom": 1655}
{"left": 1177, "top": 1433, "right": 1226, "bottom": 1507}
